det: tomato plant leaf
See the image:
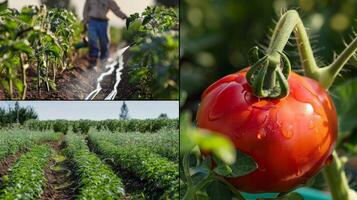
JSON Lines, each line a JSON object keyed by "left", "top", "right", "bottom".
{"left": 126, "top": 13, "right": 140, "bottom": 30}
{"left": 213, "top": 150, "right": 257, "bottom": 178}
{"left": 332, "top": 78, "right": 357, "bottom": 134}
{"left": 206, "top": 181, "right": 232, "bottom": 200}
{"left": 14, "top": 78, "right": 23, "bottom": 95}
{"left": 48, "top": 44, "right": 62, "bottom": 58}
{"left": 193, "top": 129, "right": 236, "bottom": 164}
{"left": 142, "top": 15, "right": 153, "bottom": 26}
{"left": 13, "top": 41, "right": 32, "bottom": 54}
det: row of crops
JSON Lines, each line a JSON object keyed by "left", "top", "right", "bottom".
{"left": 0, "top": 129, "right": 60, "bottom": 161}
{"left": 25, "top": 118, "right": 179, "bottom": 133}
{"left": 64, "top": 133, "right": 125, "bottom": 199}
{"left": 0, "top": 120, "right": 179, "bottom": 199}
{"left": 0, "top": 5, "right": 81, "bottom": 99}
{"left": 89, "top": 129, "right": 179, "bottom": 162}
{"left": 88, "top": 131, "right": 179, "bottom": 199}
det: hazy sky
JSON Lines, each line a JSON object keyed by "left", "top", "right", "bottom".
{"left": 0, "top": 101, "right": 178, "bottom": 120}
{"left": 8, "top": 0, "right": 155, "bottom": 27}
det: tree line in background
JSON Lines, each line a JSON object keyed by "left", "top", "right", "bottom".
{"left": 0, "top": 102, "right": 38, "bottom": 126}
{"left": 0, "top": 101, "right": 170, "bottom": 128}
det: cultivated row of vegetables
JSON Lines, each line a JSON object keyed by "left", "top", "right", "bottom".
{"left": 64, "top": 133, "right": 125, "bottom": 199}
{"left": 0, "top": 129, "right": 60, "bottom": 161}
{"left": 90, "top": 129, "right": 179, "bottom": 162}
{"left": 0, "top": 120, "right": 179, "bottom": 199}
{"left": 88, "top": 132, "right": 179, "bottom": 199}
{"left": 0, "top": 5, "right": 81, "bottom": 99}
{"left": 0, "top": 145, "right": 52, "bottom": 199}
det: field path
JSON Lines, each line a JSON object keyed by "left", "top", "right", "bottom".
{"left": 40, "top": 135, "right": 77, "bottom": 200}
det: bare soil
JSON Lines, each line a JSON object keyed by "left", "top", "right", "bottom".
{"left": 0, "top": 46, "right": 137, "bottom": 100}
{"left": 40, "top": 135, "right": 78, "bottom": 200}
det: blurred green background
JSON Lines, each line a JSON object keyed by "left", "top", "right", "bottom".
{"left": 180, "top": 0, "right": 357, "bottom": 194}
{"left": 181, "top": 0, "right": 357, "bottom": 113}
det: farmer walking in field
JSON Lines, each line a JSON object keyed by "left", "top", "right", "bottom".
{"left": 83, "top": 0, "right": 127, "bottom": 67}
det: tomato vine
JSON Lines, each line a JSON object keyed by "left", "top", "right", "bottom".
{"left": 180, "top": 9, "right": 357, "bottom": 200}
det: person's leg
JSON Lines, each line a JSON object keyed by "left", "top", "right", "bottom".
{"left": 87, "top": 19, "right": 100, "bottom": 65}
{"left": 97, "top": 21, "right": 110, "bottom": 61}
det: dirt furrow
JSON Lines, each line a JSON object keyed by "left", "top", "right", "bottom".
{"left": 40, "top": 135, "right": 78, "bottom": 200}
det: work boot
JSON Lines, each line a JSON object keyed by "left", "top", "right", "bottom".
{"left": 85, "top": 55, "right": 98, "bottom": 68}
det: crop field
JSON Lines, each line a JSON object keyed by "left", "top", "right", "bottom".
{"left": 0, "top": 119, "right": 179, "bottom": 199}
{"left": 0, "top": 3, "right": 179, "bottom": 100}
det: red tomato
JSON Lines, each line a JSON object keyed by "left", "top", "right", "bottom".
{"left": 196, "top": 68, "right": 337, "bottom": 193}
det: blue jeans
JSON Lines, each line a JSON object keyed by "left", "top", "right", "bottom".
{"left": 88, "top": 19, "right": 109, "bottom": 60}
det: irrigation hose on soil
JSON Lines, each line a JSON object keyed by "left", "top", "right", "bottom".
{"left": 85, "top": 45, "right": 130, "bottom": 100}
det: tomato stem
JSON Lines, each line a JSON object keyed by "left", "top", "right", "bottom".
{"left": 215, "top": 176, "right": 245, "bottom": 200}
{"left": 315, "top": 36, "right": 357, "bottom": 89}
{"left": 182, "top": 173, "right": 214, "bottom": 200}
{"left": 271, "top": 11, "right": 357, "bottom": 89}
{"left": 323, "top": 151, "right": 351, "bottom": 200}
{"left": 183, "top": 153, "right": 193, "bottom": 187}
{"left": 267, "top": 10, "right": 299, "bottom": 57}
{"left": 246, "top": 10, "right": 302, "bottom": 99}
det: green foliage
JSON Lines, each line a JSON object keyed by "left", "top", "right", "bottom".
{"left": 88, "top": 136, "right": 179, "bottom": 199}
{"left": 125, "top": 6, "right": 179, "bottom": 99}
{"left": 332, "top": 78, "right": 357, "bottom": 155}
{"left": 64, "top": 134, "right": 125, "bottom": 199}
{"left": 212, "top": 151, "right": 257, "bottom": 178}
{"left": 77, "top": 120, "right": 91, "bottom": 134}
{"left": 332, "top": 78, "right": 357, "bottom": 134}
{"left": 89, "top": 128, "right": 179, "bottom": 162}
{"left": 25, "top": 118, "right": 179, "bottom": 133}
{"left": 0, "top": 103, "right": 38, "bottom": 127}
{"left": 52, "top": 120, "right": 69, "bottom": 134}
{"left": 0, "top": 5, "right": 81, "bottom": 99}
{"left": 0, "top": 145, "right": 51, "bottom": 199}
{"left": 0, "top": 129, "right": 60, "bottom": 161}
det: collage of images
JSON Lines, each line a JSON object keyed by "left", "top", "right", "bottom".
{"left": 1, "top": 0, "right": 357, "bottom": 200}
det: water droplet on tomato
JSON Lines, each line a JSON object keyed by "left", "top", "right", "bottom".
{"left": 282, "top": 124, "right": 294, "bottom": 139}
{"left": 296, "top": 168, "right": 302, "bottom": 176}
{"left": 305, "top": 104, "right": 314, "bottom": 115}
{"left": 243, "top": 92, "right": 252, "bottom": 104}
{"left": 325, "top": 154, "right": 333, "bottom": 165}
{"left": 257, "top": 129, "right": 266, "bottom": 140}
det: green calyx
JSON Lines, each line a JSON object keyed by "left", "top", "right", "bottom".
{"left": 246, "top": 46, "right": 291, "bottom": 98}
